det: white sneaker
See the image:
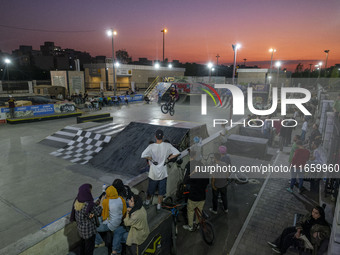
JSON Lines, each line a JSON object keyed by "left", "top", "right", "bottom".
{"left": 182, "top": 225, "right": 194, "bottom": 232}
{"left": 209, "top": 208, "right": 218, "bottom": 215}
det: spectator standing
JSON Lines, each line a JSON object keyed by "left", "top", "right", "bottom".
{"left": 301, "top": 118, "right": 308, "bottom": 142}
{"left": 182, "top": 160, "right": 209, "bottom": 231}
{"left": 287, "top": 141, "right": 310, "bottom": 194}
{"left": 111, "top": 195, "right": 149, "bottom": 255}
{"left": 7, "top": 95, "right": 15, "bottom": 119}
{"left": 209, "top": 153, "right": 229, "bottom": 214}
{"left": 124, "top": 95, "right": 129, "bottom": 104}
{"left": 309, "top": 123, "right": 322, "bottom": 149}
{"left": 288, "top": 135, "right": 300, "bottom": 164}
{"left": 70, "top": 184, "right": 103, "bottom": 255}
{"left": 141, "top": 129, "right": 180, "bottom": 211}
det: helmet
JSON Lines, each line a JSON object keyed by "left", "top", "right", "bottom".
{"left": 218, "top": 145, "right": 227, "bottom": 154}
{"left": 171, "top": 84, "right": 176, "bottom": 88}
{"left": 193, "top": 136, "right": 200, "bottom": 144}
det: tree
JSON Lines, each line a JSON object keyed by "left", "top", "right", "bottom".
{"left": 115, "top": 49, "right": 131, "bottom": 64}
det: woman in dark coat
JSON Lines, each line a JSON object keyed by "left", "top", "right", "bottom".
{"left": 268, "top": 206, "right": 330, "bottom": 254}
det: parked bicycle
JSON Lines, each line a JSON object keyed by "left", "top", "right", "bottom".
{"left": 162, "top": 202, "right": 215, "bottom": 248}
{"left": 202, "top": 153, "right": 249, "bottom": 184}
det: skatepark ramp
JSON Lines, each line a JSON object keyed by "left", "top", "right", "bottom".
{"left": 89, "top": 120, "right": 209, "bottom": 174}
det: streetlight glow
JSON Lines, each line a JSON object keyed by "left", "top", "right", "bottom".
{"left": 168, "top": 64, "right": 172, "bottom": 68}
{"left": 4, "top": 58, "right": 11, "bottom": 64}
{"left": 207, "top": 62, "right": 213, "bottom": 69}
{"left": 236, "top": 44, "right": 241, "bottom": 49}
{"left": 107, "top": 30, "right": 117, "bottom": 36}
{"left": 275, "top": 61, "right": 281, "bottom": 68}
{"left": 114, "top": 62, "right": 120, "bottom": 67}
{"left": 318, "top": 62, "right": 322, "bottom": 66}
{"left": 154, "top": 63, "right": 160, "bottom": 69}
{"left": 269, "top": 48, "right": 277, "bottom": 53}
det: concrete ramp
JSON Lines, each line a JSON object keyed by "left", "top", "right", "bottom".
{"left": 89, "top": 121, "right": 209, "bottom": 174}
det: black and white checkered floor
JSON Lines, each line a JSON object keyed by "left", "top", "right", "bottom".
{"left": 48, "top": 123, "right": 126, "bottom": 165}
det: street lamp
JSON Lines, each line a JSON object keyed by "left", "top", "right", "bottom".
{"left": 232, "top": 43, "right": 241, "bottom": 85}
{"left": 269, "top": 48, "right": 276, "bottom": 75}
{"left": 207, "top": 62, "right": 213, "bottom": 81}
{"left": 324, "top": 50, "right": 329, "bottom": 69}
{"left": 4, "top": 58, "right": 11, "bottom": 81}
{"left": 154, "top": 62, "right": 160, "bottom": 69}
{"left": 107, "top": 29, "right": 117, "bottom": 95}
{"left": 275, "top": 61, "right": 281, "bottom": 86}
{"left": 161, "top": 28, "right": 167, "bottom": 63}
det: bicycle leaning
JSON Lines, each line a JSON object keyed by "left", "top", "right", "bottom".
{"left": 202, "top": 153, "right": 249, "bottom": 184}
{"left": 162, "top": 202, "right": 215, "bottom": 248}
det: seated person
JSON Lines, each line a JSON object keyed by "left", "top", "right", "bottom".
{"left": 95, "top": 186, "right": 127, "bottom": 247}
{"left": 112, "top": 179, "right": 133, "bottom": 203}
{"left": 111, "top": 195, "right": 149, "bottom": 255}
{"left": 268, "top": 206, "right": 330, "bottom": 254}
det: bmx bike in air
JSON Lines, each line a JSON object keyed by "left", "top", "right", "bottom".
{"left": 161, "top": 100, "right": 175, "bottom": 116}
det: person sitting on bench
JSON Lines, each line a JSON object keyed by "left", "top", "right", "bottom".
{"left": 267, "top": 206, "right": 331, "bottom": 254}
{"left": 111, "top": 194, "right": 150, "bottom": 255}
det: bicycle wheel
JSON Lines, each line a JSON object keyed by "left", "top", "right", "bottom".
{"left": 199, "top": 220, "right": 215, "bottom": 245}
{"left": 171, "top": 220, "right": 178, "bottom": 255}
{"left": 161, "top": 103, "right": 169, "bottom": 114}
{"left": 235, "top": 172, "right": 248, "bottom": 184}
{"left": 169, "top": 107, "right": 175, "bottom": 116}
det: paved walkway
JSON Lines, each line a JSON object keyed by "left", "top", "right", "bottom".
{"left": 231, "top": 146, "right": 319, "bottom": 255}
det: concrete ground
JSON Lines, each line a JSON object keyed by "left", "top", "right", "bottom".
{"left": 1, "top": 100, "right": 322, "bottom": 255}
{"left": 0, "top": 100, "right": 244, "bottom": 252}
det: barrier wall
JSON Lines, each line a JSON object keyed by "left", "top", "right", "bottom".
{"left": 0, "top": 122, "right": 240, "bottom": 255}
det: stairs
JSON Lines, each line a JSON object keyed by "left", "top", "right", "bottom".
{"left": 76, "top": 113, "right": 113, "bottom": 124}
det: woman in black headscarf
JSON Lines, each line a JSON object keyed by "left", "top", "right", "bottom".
{"left": 111, "top": 194, "right": 150, "bottom": 255}
{"left": 70, "top": 184, "right": 103, "bottom": 255}
{"left": 112, "top": 178, "right": 133, "bottom": 202}
{"left": 268, "top": 206, "right": 331, "bottom": 254}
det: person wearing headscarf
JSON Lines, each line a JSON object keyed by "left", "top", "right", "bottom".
{"left": 268, "top": 206, "right": 331, "bottom": 254}
{"left": 70, "top": 184, "right": 103, "bottom": 255}
{"left": 112, "top": 178, "right": 133, "bottom": 202}
{"left": 95, "top": 186, "right": 127, "bottom": 247}
{"left": 111, "top": 194, "right": 150, "bottom": 255}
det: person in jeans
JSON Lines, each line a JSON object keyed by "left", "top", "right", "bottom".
{"left": 287, "top": 141, "right": 310, "bottom": 194}
{"left": 182, "top": 158, "right": 209, "bottom": 231}
{"left": 70, "top": 184, "right": 103, "bottom": 255}
{"left": 111, "top": 195, "right": 149, "bottom": 255}
{"left": 95, "top": 186, "right": 127, "bottom": 247}
{"left": 209, "top": 153, "right": 230, "bottom": 214}
{"left": 141, "top": 129, "right": 180, "bottom": 211}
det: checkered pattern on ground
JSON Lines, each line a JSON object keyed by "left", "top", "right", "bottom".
{"left": 50, "top": 130, "right": 111, "bottom": 164}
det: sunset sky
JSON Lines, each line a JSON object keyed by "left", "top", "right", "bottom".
{"left": 1, "top": 0, "right": 340, "bottom": 70}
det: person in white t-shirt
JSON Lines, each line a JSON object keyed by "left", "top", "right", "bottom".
{"left": 141, "top": 129, "right": 180, "bottom": 211}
